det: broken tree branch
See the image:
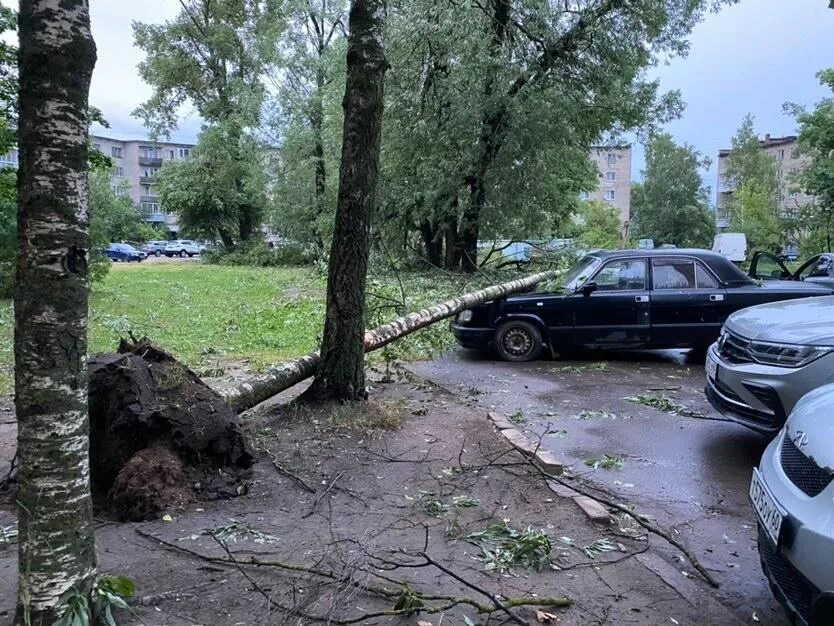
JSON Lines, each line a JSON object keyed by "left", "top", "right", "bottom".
{"left": 524, "top": 460, "right": 719, "bottom": 588}
{"left": 224, "top": 270, "right": 556, "bottom": 412}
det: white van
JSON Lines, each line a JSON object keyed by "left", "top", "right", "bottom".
{"left": 713, "top": 232, "right": 747, "bottom": 263}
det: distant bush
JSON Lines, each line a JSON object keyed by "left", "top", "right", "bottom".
{"left": 203, "top": 241, "right": 317, "bottom": 267}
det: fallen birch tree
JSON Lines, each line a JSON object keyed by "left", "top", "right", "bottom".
{"left": 225, "top": 270, "right": 557, "bottom": 412}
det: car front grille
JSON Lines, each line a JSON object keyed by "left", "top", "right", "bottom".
{"left": 718, "top": 330, "right": 754, "bottom": 364}
{"left": 781, "top": 436, "right": 834, "bottom": 498}
{"left": 758, "top": 527, "right": 819, "bottom": 624}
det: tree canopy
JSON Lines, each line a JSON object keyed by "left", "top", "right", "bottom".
{"left": 631, "top": 133, "right": 714, "bottom": 248}
{"left": 789, "top": 69, "right": 834, "bottom": 253}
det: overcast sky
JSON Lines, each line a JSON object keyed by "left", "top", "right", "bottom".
{"left": 5, "top": 0, "right": 834, "bottom": 202}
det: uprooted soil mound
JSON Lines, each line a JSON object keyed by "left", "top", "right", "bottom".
{"left": 89, "top": 339, "right": 253, "bottom": 521}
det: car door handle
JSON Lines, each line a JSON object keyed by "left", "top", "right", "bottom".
{"left": 709, "top": 294, "right": 725, "bottom": 302}
{"left": 634, "top": 295, "right": 649, "bottom": 303}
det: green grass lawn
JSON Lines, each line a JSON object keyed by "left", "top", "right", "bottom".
{"left": 0, "top": 261, "right": 482, "bottom": 395}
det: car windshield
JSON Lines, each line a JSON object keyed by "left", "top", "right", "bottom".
{"left": 561, "top": 255, "right": 602, "bottom": 292}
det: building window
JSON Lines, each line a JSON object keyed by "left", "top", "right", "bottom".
{"left": 777, "top": 149, "right": 785, "bottom": 161}
{"left": 791, "top": 149, "right": 800, "bottom": 159}
{"left": 579, "top": 191, "right": 590, "bottom": 200}
{"left": 93, "top": 143, "right": 101, "bottom": 151}
{"left": 141, "top": 147, "right": 160, "bottom": 159}
{"left": 606, "top": 171, "right": 616, "bottom": 181}
{"left": 607, "top": 153, "right": 616, "bottom": 166}
{"left": 605, "top": 190, "right": 615, "bottom": 201}
{"left": 789, "top": 191, "right": 798, "bottom": 199}
{"left": 111, "top": 146, "right": 123, "bottom": 158}
{"left": 168, "top": 149, "right": 175, "bottom": 159}
{"left": 142, "top": 167, "right": 160, "bottom": 178}
{"left": 114, "top": 166, "right": 125, "bottom": 177}
{"left": 178, "top": 147, "right": 191, "bottom": 158}
{"left": 777, "top": 169, "right": 783, "bottom": 179}
{"left": 141, "top": 202, "right": 162, "bottom": 215}
{"left": 0, "top": 149, "right": 18, "bottom": 167}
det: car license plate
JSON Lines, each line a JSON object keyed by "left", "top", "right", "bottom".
{"left": 705, "top": 353, "right": 719, "bottom": 382}
{"left": 750, "top": 468, "right": 785, "bottom": 546}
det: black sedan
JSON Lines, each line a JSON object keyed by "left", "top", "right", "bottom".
{"left": 451, "top": 249, "right": 833, "bottom": 361}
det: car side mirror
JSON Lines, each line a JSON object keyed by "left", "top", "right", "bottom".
{"left": 579, "top": 281, "right": 598, "bottom": 296}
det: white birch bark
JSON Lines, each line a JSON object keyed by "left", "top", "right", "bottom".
{"left": 15, "top": 1, "right": 98, "bottom": 623}
{"left": 225, "top": 270, "right": 556, "bottom": 412}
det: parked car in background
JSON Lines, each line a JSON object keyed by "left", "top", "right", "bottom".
{"left": 164, "top": 240, "right": 205, "bottom": 257}
{"left": 452, "top": 250, "right": 832, "bottom": 362}
{"left": 713, "top": 232, "right": 747, "bottom": 263}
{"left": 104, "top": 243, "right": 147, "bottom": 263}
{"left": 143, "top": 240, "right": 169, "bottom": 256}
{"left": 751, "top": 383, "right": 834, "bottom": 625}
{"left": 706, "top": 296, "right": 834, "bottom": 435}
{"left": 750, "top": 252, "right": 834, "bottom": 291}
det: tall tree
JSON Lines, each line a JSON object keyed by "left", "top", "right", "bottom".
{"left": 272, "top": 0, "right": 346, "bottom": 252}
{"left": 304, "top": 0, "right": 387, "bottom": 401}
{"left": 723, "top": 115, "right": 783, "bottom": 252}
{"left": 788, "top": 69, "right": 834, "bottom": 253}
{"left": 133, "top": 0, "right": 284, "bottom": 243}
{"left": 15, "top": 0, "right": 98, "bottom": 623}
{"left": 631, "top": 133, "right": 715, "bottom": 248}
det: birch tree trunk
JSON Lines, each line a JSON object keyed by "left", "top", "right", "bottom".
{"left": 303, "top": 0, "right": 387, "bottom": 402}
{"left": 226, "top": 270, "right": 555, "bottom": 412}
{"left": 14, "top": 1, "right": 97, "bottom": 624}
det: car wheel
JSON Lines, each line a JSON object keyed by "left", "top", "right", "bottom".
{"left": 187, "top": 253, "right": 194, "bottom": 257}
{"left": 495, "top": 321, "right": 544, "bottom": 362}
{"left": 179, "top": 250, "right": 187, "bottom": 258}
{"left": 155, "top": 250, "right": 162, "bottom": 257}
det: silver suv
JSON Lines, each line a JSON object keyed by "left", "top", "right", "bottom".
{"left": 751, "top": 383, "right": 834, "bottom": 625}
{"left": 705, "top": 296, "right": 834, "bottom": 435}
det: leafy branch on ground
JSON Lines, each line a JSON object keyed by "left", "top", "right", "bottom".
{"left": 584, "top": 454, "right": 625, "bottom": 470}
{"left": 625, "top": 393, "right": 706, "bottom": 419}
{"left": 465, "top": 522, "right": 553, "bottom": 572}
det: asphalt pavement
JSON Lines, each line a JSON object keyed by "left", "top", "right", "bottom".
{"left": 409, "top": 347, "right": 786, "bottom": 625}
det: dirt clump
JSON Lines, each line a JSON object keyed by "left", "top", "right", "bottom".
{"left": 88, "top": 339, "right": 253, "bottom": 521}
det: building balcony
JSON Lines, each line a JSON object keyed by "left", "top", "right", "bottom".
{"left": 138, "top": 157, "right": 162, "bottom": 167}
{"left": 140, "top": 195, "right": 160, "bottom": 204}
{"left": 139, "top": 176, "right": 157, "bottom": 185}
{"left": 141, "top": 211, "right": 166, "bottom": 223}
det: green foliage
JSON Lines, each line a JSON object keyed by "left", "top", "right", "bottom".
{"left": 584, "top": 454, "right": 625, "bottom": 470}
{"left": 203, "top": 240, "right": 316, "bottom": 267}
{"left": 0, "top": 264, "right": 509, "bottom": 395}
{"left": 723, "top": 115, "right": 783, "bottom": 252}
{"left": 53, "top": 575, "right": 135, "bottom": 626}
{"left": 625, "top": 392, "right": 706, "bottom": 418}
{"left": 568, "top": 200, "right": 623, "bottom": 250}
{"left": 788, "top": 69, "right": 834, "bottom": 253}
{"left": 0, "top": 5, "right": 16, "bottom": 156}
{"left": 89, "top": 169, "right": 153, "bottom": 246}
{"left": 0, "top": 168, "right": 14, "bottom": 298}
{"left": 157, "top": 125, "right": 268, "bottom": 246}
{"left": 466, "top": 522, "right": 553, "bottom": 572}
{"left": 631, "top": 133, "right": 714, "bottom": 248}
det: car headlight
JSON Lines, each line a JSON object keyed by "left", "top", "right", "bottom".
{"left": 748, "top": 341, "right": 833, "bottom": 368}
{"left": 457, "top": 310, "right": 473, "bottom": 324}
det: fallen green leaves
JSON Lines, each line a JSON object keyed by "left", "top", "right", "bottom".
{"left": 584, "top": 454, "right": 625, "bottom": 470}
{"left": 182, "top": 520, "right": 279, "bottom": 544}
{"left": 625, "top": 393, "right": 706, "bottom": 419}
{"left": 466, "top": 522, "right": 553, "bottom": 572}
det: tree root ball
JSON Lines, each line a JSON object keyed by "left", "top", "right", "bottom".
{"left": 89, "top": 339, "right": 253, "bottom": 521}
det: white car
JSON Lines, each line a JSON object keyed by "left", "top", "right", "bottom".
{"left": 164, "top": 240, "right": 204, "bottom": 258}
{"left": 705, "top": 296, "right": 834, "bottom": 435}
{"left": 752, "top": 383, "right": 834, "bottom": 625}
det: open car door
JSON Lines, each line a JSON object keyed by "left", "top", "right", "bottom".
{"left": 794, "top": 254, "right": 834, "bottom": 289}
{"left": 749, "top": 251, "right": 793, "bottom": 281}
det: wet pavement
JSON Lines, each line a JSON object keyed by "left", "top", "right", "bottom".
{"left": 409, "top": 348, "right": 787, "bottom": 625}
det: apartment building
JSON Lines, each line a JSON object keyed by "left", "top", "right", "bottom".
{"left": 716, "top": 134, "right": 812, "bottom": 229}
{"left": 580, "top": 146, "right": 632, "bottom": 225}
{"left": 90, "top": 135, "right": 195, "bottom": 234}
